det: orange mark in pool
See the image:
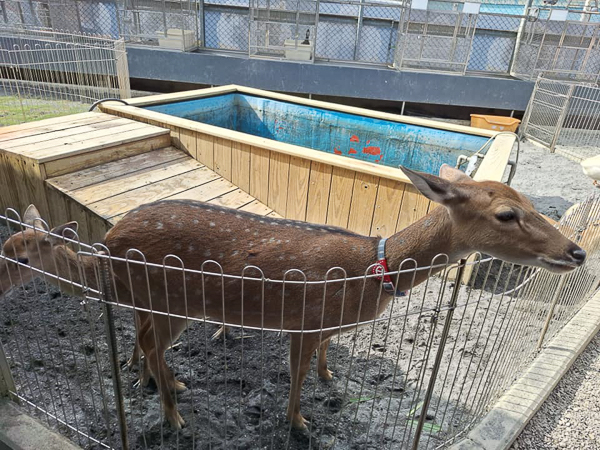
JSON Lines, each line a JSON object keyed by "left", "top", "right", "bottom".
{"left": 350, "top": 135, "right": 359, "bottom": 142}
{"left": 363, "top": 146, "right": 381, "bottom": 156}
{"left": 349, "top": 148, "right": 357, "bottom": 154}
{"left": 334, "top": 148, "right": 342, "bottom": 155}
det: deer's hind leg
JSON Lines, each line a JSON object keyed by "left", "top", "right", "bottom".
{"left": 287, "top": 333, "right": 325, "bottom": 430}
{"left": 125, "top": 311, "right": 149, "bottom": 371}
{"left": 139, "top": 314, "right": 188, "bottom": 429}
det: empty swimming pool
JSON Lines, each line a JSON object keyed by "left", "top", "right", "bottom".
{"left": 144, "top": 91, "right": 490, "bottom": 174}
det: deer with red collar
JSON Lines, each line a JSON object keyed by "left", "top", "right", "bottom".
{"left": 0, "top": 165, "right": 586, "bottom": 431}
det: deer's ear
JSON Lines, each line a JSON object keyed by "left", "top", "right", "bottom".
{"left": 23, "top": 205, "right": 48, "bottom": 231}
{"left": 439, "top": 164, "right": 471, "bottom": 183}
{"left": 401, "top": 166, "right": 466, "bottom": 206}
{"left": 47, "top": 222, "right": 79, "bottom": 245}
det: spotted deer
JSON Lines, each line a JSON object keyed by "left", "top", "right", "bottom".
{"left": 0, "top": 165, "right": 586, "bottom": 431}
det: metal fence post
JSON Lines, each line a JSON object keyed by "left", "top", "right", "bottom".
{"left": 114, "top": 39, "right": 131, "bottom": 99}
{"left": 411, "top": 260, "right": 466, "bottom": 450}
{"left": 98, "top": 252, "right": 130, "bottom": 450}
{"left": 549, "top": 82, "right": 575, "bottom": 153}
{"left": 0, "top": 339, "right": 17, "bottom": 402}
{"left": 536, "top": 274, "right": 567, "bottom": 349}
{"left": 353, "top": 0, "right": 365, "bottom": 61}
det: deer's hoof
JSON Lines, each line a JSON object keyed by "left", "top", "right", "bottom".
{"left": 318, "top": 368, "right": 333, "bottom": 381}
{"left": 173, "top": 379, "right": 187, "bottom": 393}
{"left": 167, "top": 409, "right": 185, "bottom": 430}
{"left": 288, "top": 412, "right": 309, "bottom": 430}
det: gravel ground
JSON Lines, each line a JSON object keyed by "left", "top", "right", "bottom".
{"left": 508, "top": 140, "right": 600, "bottom": 450}
{"left": 511, "top": 331, "right": 600, "bottom": 450}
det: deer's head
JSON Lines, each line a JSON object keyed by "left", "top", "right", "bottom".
{"left": 0, "top": 205, "right": 78, "bottom": 299}
{"left": 402, "top": 165, "right": 586, "bottom": 273}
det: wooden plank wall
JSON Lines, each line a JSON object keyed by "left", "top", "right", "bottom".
{"left": 158, "top": 122, "right": 432, "bottom": 237}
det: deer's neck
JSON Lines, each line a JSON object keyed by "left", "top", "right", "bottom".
{"left": 385, "top": 206, "right": 466, "bottom": 285}
{"left": 48, "top": 246, "right": 98, "bottom": 297}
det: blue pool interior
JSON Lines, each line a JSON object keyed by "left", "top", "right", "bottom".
{"left": 144, "top": 93, "right": 490, "bottom": 175}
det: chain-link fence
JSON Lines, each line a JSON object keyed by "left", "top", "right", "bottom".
{"left": 2, "top": 0, "right": 600, "bottom": 79}
{"left": 511, "top": 7, "right": 600, "bottom": 82}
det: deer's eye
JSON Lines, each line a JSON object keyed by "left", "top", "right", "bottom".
{"left": 496, "top": 210, "right": 516, "bottom": 222}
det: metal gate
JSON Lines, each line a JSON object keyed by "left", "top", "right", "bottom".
{"left": 116, "top": 0, "right": 198, "bottom": 49}
{"left": 393, "top": 1, "right": 479, "bottom": 74}
{"left": 511, "top": 7, "right": 600, "bottom": 83}
{"left": 521, "top": 74, "right": 600, "bottom": 159}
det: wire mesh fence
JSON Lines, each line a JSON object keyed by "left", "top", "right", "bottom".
{"left": 520, "top": 74, "right": 600, "bottom": 160}
{"left": 0, "top": 26, "right": 130, "bottom": 126}
{"left": 3, "top": 0, "right": 600, "bottom": 79}
{"left": 0, "top": 193, "right": 599, "bottom": 449}
{"left": 510, "top": 7, "right": 600, "bottom": 83}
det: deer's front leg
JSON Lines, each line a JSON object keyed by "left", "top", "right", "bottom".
{"left": 287, "top": 333, "right": 322, "bottom": 430}
{"left": 317, "top": 338, "right": 333, "bottom": 381}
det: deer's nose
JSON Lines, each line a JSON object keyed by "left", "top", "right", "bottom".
{"left": 570, "top": 247, "right": 586, "bottom": 264}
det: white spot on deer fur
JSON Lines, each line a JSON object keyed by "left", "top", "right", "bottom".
{"left": 245, "top": 228, "right": 250, "bottom": 232}
{"left": 218, "top": 253, "right": 224, "bottom": 259}
{"left": 193, "top": 219, "right": 199, "bottom": 225}
{"left": 253, "top": 232, "right": 259, "bottom": 236}
{"left": 269, "top": 237, "right": 276, "bottom": 244}
{"left": 236, "top": 214, "right": 242, "bottom": 219}
{"left": 295, "top": 225, "right": 301, "bottom": 229}
{"left": 286, "top": 223, "right": 292, "bottom": 227}
{"left": 260, "top": 220, "right": 265, "bottom": 224}
{"left": 220, "top": 210, "right": 225, "bottom": 214}
{"left": 226, "top": 228, "right": 231, "bottom": 233}
{"left": 156, "top": 222, "right": 163, "bottom": 230}
{"left": 306, "top": 227, "right": 313, "bottom": 231}
{"left": 171, "top": 215, "right": 177, "bottom": 220}
{"left": 261, "top": 239, "right": 267, "bottom": 243}
{"left": 232, "top": 238, "right": 237, "bottom": 242}
{"left": 204, "top": 250, "right": 211, "bottom": 257}
{"left": 188, "top": 245, "right": 195, "bottom": 252}
{"left": 143, "top": 220, "right": 149, "bottom": 226}
{"left": 209, "top": 222, "right": 216, "bottom": 227}
{"left": 285, "top": 239, "right": 290, "bottom": 243}
{"left": 250, "top": 218, "right": 255, "bottom": 221}
{"left": 279, "top": 256, "right": 285, "bottom": 260}
{"left": 290, "top": 256, "right": 297, "bottom": 260}
{"left": 231, "top": 250, "right": 239, "bottom": 257}
{"left": 271, "top": 222, "right": 277, "bottom": 225}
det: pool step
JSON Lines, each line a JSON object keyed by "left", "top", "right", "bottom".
{"left": 0, "top": 111, "right": 171, "bottom": 178}
{"left": 46, "top": 146, "right": 279, "bottom": 242}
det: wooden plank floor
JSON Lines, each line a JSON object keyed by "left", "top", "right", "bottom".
{"left": 0, "top": 112, "right": 168, "bottom": 163}
{"left": 47, "top": 147, "right": 280, "bottom": 226}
